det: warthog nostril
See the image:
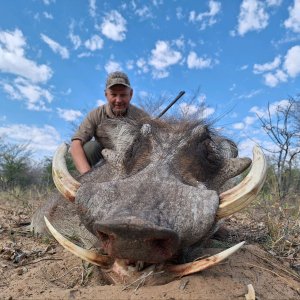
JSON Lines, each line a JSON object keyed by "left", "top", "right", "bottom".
{"left": 97, "top": 231, "right": 113, "bottom": 247}
{"left": 94, "top": 220, "right": 180, "bottom": 262}
{"left": 148, "top": 238, "right": 171, "bottom": 256}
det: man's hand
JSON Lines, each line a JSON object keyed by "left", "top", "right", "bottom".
{"left": 70, "top": 140, "right": 91, "bottom": 175}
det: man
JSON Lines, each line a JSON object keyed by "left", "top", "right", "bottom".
{"left": 70, "top": 71, "right": 149, "bottom": 175}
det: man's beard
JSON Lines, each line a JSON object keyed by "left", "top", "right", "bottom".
{"left": 112, "top": 107, "right": 127, "bottom": 116}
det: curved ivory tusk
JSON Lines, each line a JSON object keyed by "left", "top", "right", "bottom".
{"left": 217, "top": 145, "right": 267, "bottom": 219}
{"left": 44, "top": 216, "right": 113, "bottom": 268}
{"left": 167, "top": 241, "right": 245, "bottom": 276}
{"left": 52, "top": 143, "right": 80, "bottom": 202}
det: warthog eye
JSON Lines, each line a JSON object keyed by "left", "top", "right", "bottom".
{"left": 174, "top": 128, "right": 224, "bottom": 185}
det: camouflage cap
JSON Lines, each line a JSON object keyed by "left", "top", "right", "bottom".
{"left": 105, "top": 71, "right": 131, "bottom": 89}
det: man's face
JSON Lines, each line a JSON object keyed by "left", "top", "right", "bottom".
{"left": 105, "top": 85, "right": 133, "bottom": 116}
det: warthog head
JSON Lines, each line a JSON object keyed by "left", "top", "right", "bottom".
{"left": 43, "top": 118, "right": 266, "bottom": 285}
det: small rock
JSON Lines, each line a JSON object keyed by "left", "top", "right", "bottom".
{"left": 292, "top": 263, "right": 300, "bottom": 273}
{"left": 69, "top": 289, "right": 78, "bottom": 299}
{"left": 17, "top": 267, "right": 28, "bottom": 275}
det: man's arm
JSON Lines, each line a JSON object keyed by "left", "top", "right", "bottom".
{"left": 70, "top": 139, "right": 91, "bottom": 175}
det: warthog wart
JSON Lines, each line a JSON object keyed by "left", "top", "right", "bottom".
{"left": 31, "top": 117, "right": 267, "bottom": 285}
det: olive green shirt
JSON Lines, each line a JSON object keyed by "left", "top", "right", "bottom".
{"left": 72, "top": 104, "right": 149, "bottom": 144}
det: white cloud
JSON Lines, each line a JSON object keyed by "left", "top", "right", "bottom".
{"left": 62, "top": 88, "right": 71, "bottom": 96}
{"left": 57, "top": 108, "right": 82, "bottom": 122}
{"left": 237, "top": 89, "right": 261, "bottom": 99}
{"left": 0, "top": 124, "right": 61, "bottom": 157}
{"left": 135, "top": 6, "right": 153, "bottom": 20}
{"left": 69, "top": 33, "right": 81, "bottom": 50}
{"left": 148, "top": 40, "right": 182, "bottom": 78}
{"left": 43, "top": 12, "right": 53, "bottom": 19}
{"left": 179, "top": 103, "right": 198, "bottom": 116}
{"left": 68, "top": 21, "right": 82, "bottom": 50}
{"left": 263, "top": 70, "right": 288, "bottom": 87}
{"left": 77, "top": 52, "right": 92, "bottom": 58}
{"left": 250, "top": 99, "right": 290, "bottom": 117}
{"left": 198, "top": 93, "right": 207, "bottom": 102}
{"left": 138, "top": 91, "right": 149, "bottom": 99}
{"left": 283, "top": 45, "right": 300, "bottom": 78}
{"left": 136, "top": 58, "right": 149, "bottom": 73}
{"left": 41, "top": 34, "right": 69, "bottom": 59}
{"left": 179, "top": 102, "right": 215, "bottom": 118}
{"left": 42, "top": 0, "right": 55, "bottom": 5}
{"left": 234, "top": 98, "right": 291, "bottom": 157}
{"left": 96, "top": 99, "right": 106, "bottom": 106}
{"left": 189, "top": 1, "right": 221, "bottom": 30}
{"left": 1, "top": 77, "right": 53, "bottom": 111}
{"left": 229, "top": 83, "right": 236, "bottom": 91}
{"left": 284, "top": 0, "right": 300, "bottom": 33}
{"left": 263, "top": 73, "right": 279, "bottom": 87}
{"left": 104, "top": 60, "right": 122, "bottom": 73}
{"left": 2, "top": 82, "right": 20, "bottom": 99}
{"left": 84, "top": 35, "right": 104, "bottom": 51}
{"left": 238, "top": 138, "right": 261, "bottom": 157}
{"left": 187, "top": 51, "right": 213, "bottom": 69}
{"left": 0, "top": 29, "right": 52, "bottom": 83}
{"left": 100, "top": 10, "right": 127, "bottom": 41}
{"left": 237, "top": 0, "right": 269, "bottom": 36}
{"left": 232, "top": 113, "right": 258, "bottom": 133}
{"left": 253, "top": 56, "right": 281, "bottom": 73}
{"left": 266, "top": 99, "right": 291, "bottom": 114}
{"left": 152, "top": 69, "right": 169, "bottom": 79}
{"left": 173, "top": 36, "right": 185, "bottom": 50}
{"left": 176, "top": 7, "right": 184, "bottom": 20}
{"left": 244, "top": 116, "right": 256, "bottom": 125}
{"left": 126, "top": 60, "right": 134, "bottom": 70}
{"left": 89, "top": 0, "right": 96, "bottom": 18}
{"left": 233, "top": 122, "right": 245, "bottom": 130}
{"left": 252, "top": 46, "right": 300, "bottom": 87}
{"left": 202, "top": 107, "right": 215, "bottom": 117}
{"left": 266, "top": 0, "right": 282, "bottom": 6}
{"left": 152, "top": 0, "right": 163, "bottom": 6}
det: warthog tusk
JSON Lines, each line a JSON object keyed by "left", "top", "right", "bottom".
{"left": 52, "top": 143, "right": 80, "bottom": 202}
{"left": 44, "top": 216, "right": 113, "bottom": 268}
{"left": 166, "top": 241, "right": 245, "bottom": 276}
{"left": 217, "top": 145, "right": 267, "bottom": 219}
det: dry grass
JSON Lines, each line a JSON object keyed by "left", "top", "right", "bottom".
{"left": 239, "top": 184, "right": 300, "bottom": 276}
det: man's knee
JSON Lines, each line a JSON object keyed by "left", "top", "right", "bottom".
{"left": 83, "top": 141, "right": 103, "bottom": 166}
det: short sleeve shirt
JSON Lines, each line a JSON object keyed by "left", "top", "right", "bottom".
{"left": 72, "top": 104, "right": 149, "bottom": 144}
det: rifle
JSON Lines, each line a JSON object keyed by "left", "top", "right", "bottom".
{"left": 156, "top": 91, "right": 185, "bottom": 119}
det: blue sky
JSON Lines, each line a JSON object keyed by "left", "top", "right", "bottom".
{"left": 0, "top": 0, "right": 300, "bottom": 159}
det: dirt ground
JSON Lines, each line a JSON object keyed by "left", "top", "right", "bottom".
{"left": 1, "top": 196, "right": 300, "bottom": 300}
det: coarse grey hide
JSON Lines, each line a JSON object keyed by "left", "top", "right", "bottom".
{"left": 32, "top": 118, "right": 251, "bottom": 264}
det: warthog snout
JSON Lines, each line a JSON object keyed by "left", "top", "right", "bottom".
{"left": 94, "top": 218, "right": 180, "bottom": 263}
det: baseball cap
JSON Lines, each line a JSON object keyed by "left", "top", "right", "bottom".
{"left": 105, "top": 71, "right": 131, "bottom": 89}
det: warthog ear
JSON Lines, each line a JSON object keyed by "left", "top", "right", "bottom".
{"left": 217, "top": 145, "right": 267, "bottom": 219}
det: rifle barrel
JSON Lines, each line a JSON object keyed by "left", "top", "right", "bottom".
{"left": 156, "top": 91, "right": 185, "bottom": 118}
